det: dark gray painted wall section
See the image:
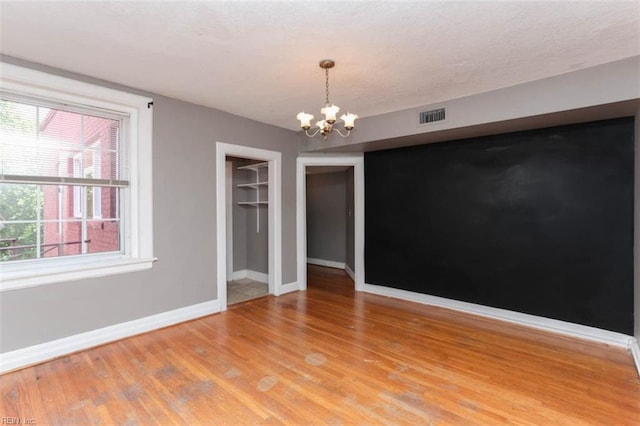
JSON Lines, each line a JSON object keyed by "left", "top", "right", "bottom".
{"left": 364, "top": 118, "right": 634, "bottom": 334}
{"left": 306, "top": 171, "right": 347, "bottom": 263}
{"left": 636, "top": 103, "right": 640, "bottom": 341}
{"left": 346, "top": 168, "right": 355, "bottom": 272}
{"left": 0, "top": 56, "right": 298, "bottom": 352}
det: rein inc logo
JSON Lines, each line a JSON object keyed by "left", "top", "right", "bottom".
{"left": 1, "top": 418, "right": 35, "bottom": 425}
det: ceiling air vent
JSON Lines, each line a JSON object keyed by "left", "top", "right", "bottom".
{"left": 419, "top": 108, "right": 446, "bottom": 124}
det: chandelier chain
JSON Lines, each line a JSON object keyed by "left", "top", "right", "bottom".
{"left": 325, "top": 68, "right": 330, "bottom": 105}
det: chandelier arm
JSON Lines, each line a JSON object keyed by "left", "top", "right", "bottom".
{"left": 333, "top": 128, "right": 352, "bottom": 138}
{"left": 305, "top": 128, "right": 322, "bottom": 138}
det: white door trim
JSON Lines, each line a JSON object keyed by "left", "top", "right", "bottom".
{"left": 216, "top": 142, "right": 282, "bottom": 311}
{"left": 296, "top": 154, "right": 365, "bottom": 291}
{"left": 225, "top": 161, "right": 234, "bottom": 282}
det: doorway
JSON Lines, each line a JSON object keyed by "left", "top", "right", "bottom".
{"left": 226, "top": 157, "right": 269, "bottom": 305}
{"left": 296, "top": 154, "right": 365, "bottom": 291}
{"left": 305, "top": 166, "right": 355, "bottom": 284}
{"left": 216, "top": 142, "right": 282, "bottom": 311}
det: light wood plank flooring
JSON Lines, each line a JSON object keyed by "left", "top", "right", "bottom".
{"left": 1, "top": 265, "right": 639, "bottom": 424}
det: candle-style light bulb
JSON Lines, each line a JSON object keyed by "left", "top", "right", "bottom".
{"left": 340, "top": 113, "right": 358, "bottom": 130}
{"left": 296, "top": 112, "right": 314, "bottom": 130}
{"left": 321, "top": 104, "right": 340, "bottom": 124}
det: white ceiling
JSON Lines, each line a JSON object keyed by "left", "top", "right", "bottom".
{"left": 1, "top": 1, "right": 638, "bottom": 131}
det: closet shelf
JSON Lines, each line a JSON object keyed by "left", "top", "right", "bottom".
{"left": 237, "top": 161, "right": 269, "bottom": 231}
{"left": 237, "top": 162, "right": 268, "bottom": 172}
{"left": 237, "top": 201, "right": 268, "bottom": 206}
{"left": 237, "top": 181, "right": 268, "bottom": 189}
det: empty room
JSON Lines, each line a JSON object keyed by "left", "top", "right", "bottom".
{"left": 1, "top": 1, "right": 639, "bottom": 424}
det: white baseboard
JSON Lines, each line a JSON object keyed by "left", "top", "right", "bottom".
{"left": 630, "top": 338, "right": 640, "bottom": 378}
{"left": 230, "top": 269, "right": 268, "bottom": 283}
{"left": 0, "top": 299, "right": 221, "bottom": 374}
{"left": 361, "top": 282, "right": 633, "bottom": 348}
{"left": 277, "top": 281, "right": 299, "bottom": 295}
{"left": 307, "top": 257, "right": 346, "bottom": 270}
{"left": 345, "top": 264, "right": 355, "bottom": 281}
{"left": 307, "top": 258, "right": 355, "bottom": 282}
{"left": 246, "top": 270, "right": 268, "bottom": 283}
{"left": 230, "top": 270, "right": 244, "bottom": 280}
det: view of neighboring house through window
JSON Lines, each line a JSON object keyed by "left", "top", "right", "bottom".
{"left": 0, "top": 97, "right": 125, "bottom": 261}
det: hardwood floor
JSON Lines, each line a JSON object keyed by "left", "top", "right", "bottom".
{"left": 2, "top": 265, "right": 639, "bottom": 424}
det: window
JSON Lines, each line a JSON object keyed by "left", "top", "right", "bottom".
{"left": 0, "top": 62, "right": 154, "bottom": 290}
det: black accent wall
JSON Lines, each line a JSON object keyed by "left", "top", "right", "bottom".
{"left": 365, "top": 117, "right": 634, "bottom": 334}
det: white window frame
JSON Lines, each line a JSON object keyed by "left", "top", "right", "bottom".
{"left": 0, "top": 62, "right": 155, "bottom": 291}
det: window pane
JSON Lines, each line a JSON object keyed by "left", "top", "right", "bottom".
{"left": 0, "top": 183, "right": 43, "bottom": 221}
{"left": 42, "top": 185, "right": 79, "bottom": 258}
{"left": 0, "top": 183, "right": 42, "bottom": 261}
{"left": 87, "top": 220, "right": 120, "bottom": 254}
{"left": 0, "top": 222, "right": 39, "bottom": 261}
{"left": 43, "top": 220, "right": 83, "bottom": 258}
{"left": 98, "top": 187, "right": 120, "bottom": 220}
{"left": 0, "top": 183, "right": 122, "bottom": 261}
{"left": 0, "top": 99, "right": 123, "bottom": 181}
{"left": 0, "top": 101, "right": 38, "bottom": 135}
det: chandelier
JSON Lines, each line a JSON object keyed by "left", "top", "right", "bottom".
{"left": 296, "top": 60, "right": 358, "bottom": 141}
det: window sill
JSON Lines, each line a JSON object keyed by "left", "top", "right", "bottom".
{"left": 0, "top": 257, "right": 157, "bottom": 292}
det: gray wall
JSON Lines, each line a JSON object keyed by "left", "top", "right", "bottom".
{"left": 306, "top": 170, "right": 347, "bottom": 263}
{"left": 0, "top": 56, "right": 298, "bottom": 353}
{"left": 247, "top": 203, "right": 269, "bottom": 274}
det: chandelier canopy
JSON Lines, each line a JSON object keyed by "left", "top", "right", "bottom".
{"left": 296, "top": 60, "right": 358, "bottom": 141}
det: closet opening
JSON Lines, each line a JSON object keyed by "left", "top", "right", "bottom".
{"left": 226, "top": 156, "right": 269, "bottom": 305}
{"left": 216, "top": 142, "right": 282, "bottom": 312}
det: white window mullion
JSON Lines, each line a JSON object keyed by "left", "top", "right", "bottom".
{"left": 36, "top": 186, "right": 42, "bottom": 259}
{"left": 72, "top": 156, "right": 82, "bottom": 218}
{"left": 81, "top": 187, "right": 88, "bottom": 254}
{"left": 58, "top": 185, "right": 63, "bottom": 256}
{"left": 92, "top": 140, "right": 102, "bottom": 219}
{"left": 36, "top": 105, "right": 40, "bottom": 139}
{"left": 79, "top": 114, "right": 87, "bottom": 254}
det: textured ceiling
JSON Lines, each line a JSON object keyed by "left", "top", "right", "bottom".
{"left": 1, "top": 1, "right": 639, "bottom": 131}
